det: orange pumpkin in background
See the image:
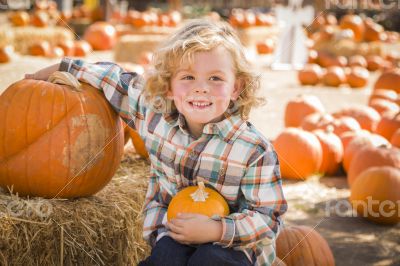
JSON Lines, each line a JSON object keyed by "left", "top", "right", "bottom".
{"left": 343, "top": 133, "right": 389, "bottom": 172}
{"left": 332, "top": 105, "right": 381, "bottom": 132}
{"left": 31, "top": 10, "right": 49, "bottom": 27}
{"left": 300, "top": 113, "right": 334, "bottom": 132}
{"left": 9, "top": 11, "right": 30, "bottom": 26}
{"left": 369, "top": 99, "right": 399, "bottom": 116}
{"left": 256, "top": 39, "right": 275, "bottom": 54}
{"left": 0, "top": 72, "right": 124, "bottom": 198}
{"left": 339, "top": 14, "right": 365, "bottom": 42}
{"left": 274, "top": 128, "right": 323, "bottom": 179}
{"left": 322, "top": 66, "right": 346, "bottom": 87}
{"left": 276, "top": 225, "right": 335, "bottom": 266}
{"left": 84, "top": 22, "right": 116, "bottom": 50}
{"left": 366, "top": 55, "right": 384, "bottom": 72}
{"left": 391, "top": 129, "right": 400, "bottom": 148}
{"left": 350, "top": 166, "right": 400, "bottom": 225}
{"left": 73, "top": 40, "right": 92, "bottom": 57}
{"left": 375, "top": 112, "right": 400, "bottom": 141}
{"left": 167, "top": 182, "right": 229, "bottom": 221}
{"left": 340, "top": 130, "right": 370, "bottom": 152}
{"left": 313, "top": 127, "right": 343, "bottom": 176}
{"left": 347, "top": 66, "right": 369, "bottom": 88}
{"left": 347, "top": 145, "right": 400, "bottom": 187}
{"left": 284, "top": 94, "right": 325, "bottom": 127}
{"left": 331, "top": 116, "right": 361, "bottom": 136}
{"left": 374, "top": 68, "right": 400, "bottom": 93}
{"left": 348, "top": 55, "right": 367, "bottom": 68}
{"left": 298, "top": 64, "right": 323, "bottom": 85}
{"left": 29, "top": 41, "right": 51, "bottom": 56}
{"left": 0, "top": 46, "right": 14, "bottom": 63}
{"left": 368, "top": 89, "right": 398, "bottom": 104}
{"left": 57, "top": 40, "right": 75, "bottom": 57}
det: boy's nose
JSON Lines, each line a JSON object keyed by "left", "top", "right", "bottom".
{"left": 194, "top": 83, "right": 209, "bottom": 94}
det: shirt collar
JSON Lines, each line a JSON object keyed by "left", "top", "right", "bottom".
{"left": 163, "top": 109, "right": 247, "bottom": 143}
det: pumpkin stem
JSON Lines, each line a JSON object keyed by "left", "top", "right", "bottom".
{"left": 48, "top": 71, "right": 82, "bottom": 91}
{"left": 190, "top": 182, "right": 209, "bottom": 202}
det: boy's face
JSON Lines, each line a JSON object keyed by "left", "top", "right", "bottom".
{"left": 169, "top": 46, "right": 241, "bottom": 130}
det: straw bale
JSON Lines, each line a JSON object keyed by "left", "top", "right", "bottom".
{"left": 0, "top": 25, "right": 74, "bottom": 54}
{"left": 0, "top": 149, "right": 151, "bottom": 266}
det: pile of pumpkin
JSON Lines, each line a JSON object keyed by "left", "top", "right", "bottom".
{"left": 274, "top": 69, "right": 400, "bottom": 225}
{"left": 297, "top": 13, "right": 399, "bottom": 88}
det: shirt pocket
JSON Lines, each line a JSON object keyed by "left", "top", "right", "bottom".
{"left": 158, "top": 140, "right": 177, "bottom": 184}
{"left": 198, "top": 155, "right": 245, "bottom": 203}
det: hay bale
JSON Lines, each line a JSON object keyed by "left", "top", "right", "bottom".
{"left": 114, "top": 34, "right": 167, "bottom": 63}
{"left": 0, "top": 150, "right": 151, "bottom": 265}
{"left": 0, "top": 25, "right": 74, "bottom": 54}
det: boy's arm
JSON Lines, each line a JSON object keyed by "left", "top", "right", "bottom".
{"left": 59, "top": 58, "right": 146, "bottom": 130}
{"left": 215, "top": 144, "right": 287, "bottom": 255}
{"left": 142, "top": 170, "right": 170, "bottom": 246}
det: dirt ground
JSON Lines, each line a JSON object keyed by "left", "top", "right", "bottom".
{"left": 0, "top": 52, "right": 399, "bottom": 266}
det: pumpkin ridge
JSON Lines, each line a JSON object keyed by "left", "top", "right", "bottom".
{"left": 0, "top": 100, "right": 84, "bottom": 163}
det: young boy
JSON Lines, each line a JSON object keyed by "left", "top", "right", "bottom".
{"left": 26, "top": 19, "right": 287, "bottom": 266}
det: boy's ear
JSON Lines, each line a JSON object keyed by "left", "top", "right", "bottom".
{"left": 232, "top": 78, "right": 244, "bottom": 100}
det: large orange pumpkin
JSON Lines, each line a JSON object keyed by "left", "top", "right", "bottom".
{"left": 84, "top": 22, "right": 116, "bottom": 51}
{"left": 375, "top": 112, "right": 400, "bottom": 141}
{"left": 167, "top": 182, "right": 229, "bottom": 221}
{"left": 391, "top": 129, "right": 400, "bottom": 148}
{"left": 368, "top": 89, "right": 398, "bottom": 105}
{"left": 284, "top": 95, "right": 325, "bottom": 128}
{"left": 350, "top": 166, "right": 400, "bottom": 225}
{"left": 373, "top": 68, "right": 400, "bottom": 93}
{"left": 343, "top": 133, "right": 389, "bottom": 172}
{"left": 276, "top": 225, "right": 335, "bottom": 266}
{"left": 347, "top": 145, "right": 400, "bottom": 186}
{"left": 274, "top": 128, "right": 322, "bottom": 179}
{"left": 313, "top": 127, "right": 343, "bottom": 176}
{"left": 0, "top": 72, "right": 124, "bottom": 198}
{"left": 332, "top": 105, "right": 381, "bottom": 132}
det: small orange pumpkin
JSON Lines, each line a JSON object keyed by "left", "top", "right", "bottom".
{"left": 29, "top": 41, "right": 51, "bottom": 57}
{"left": 348, "top": 55, "right": 367, "bottom": 68}
{"left": 350, "top": 166, "right": 400, "bottom": 225}
{"left": 167, "top": 182, "right": 229, "bottom": 221}
{"left": 256, "top": 39, "right": 275, "bottom": 54}
{"left": 298, "top": 64, "right": 323, "bottom": 86}
{"left": 347, "top": 66, "right": 369, "bottom": 88}
{"left": 129, "top": 128, "right": 149, "bottom": 159}
{"left": 0, "top": 72, "right": 124, "bottom": 198}
{"left": 339, "top": 14, "right": 365, "bottom": 42}
{"left": 284, "top": 95, "right": 325, "bottom": 128}
{"left": 9, "top": 11, "right": 30, "bottom": 26}
{"left": 274, "top": 128, "right": 322, "bottom": 179}
{"left": 276, "top": 225, "right": 335, "bottom": 266}
{"left": 0, "top": 46, "right": 14, "bottom": 63}
{"left": 300, "top": 113, "right": 334, "bottom": 132}
{"left": 73, "top": 40, "right": 92, "bottom": 57}
{"left": 322, "top": 66, "right": 346, "bottom": 87}
{"left": 348, "top": 145, "right": 400, "bottom": 186}
{"left": 331, "top": 116, "right": 361, "bottom": 136}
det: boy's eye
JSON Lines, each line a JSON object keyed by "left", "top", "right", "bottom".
{"left": 210, "top": 76, "right": 223, "bottom": 81}
{"left": 182, "top": 75, "right": 194, "bottom": 80}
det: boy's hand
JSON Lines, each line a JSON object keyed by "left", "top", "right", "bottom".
{"left": 25, "top": 63, "right": 60, "bottom": 80}
{"left": 167, "top": 213, "right": 223, "bottom": 245}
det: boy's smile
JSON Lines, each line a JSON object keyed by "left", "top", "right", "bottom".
{"left": 169, "top": 46, "right": 241, "bottom": 137}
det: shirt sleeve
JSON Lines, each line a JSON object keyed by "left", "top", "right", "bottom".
{"left": 59, "top": 57, "right": 146, "bottom": 131}
{"left": 216, "top": 144, "right": 287, "bottom": 249}
{"left": 142, "top": 169, "right": 169, "bottom": 247}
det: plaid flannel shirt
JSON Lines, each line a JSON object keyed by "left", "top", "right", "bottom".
{"left": 59, "top": 58, "right": 287, "bottom": 266}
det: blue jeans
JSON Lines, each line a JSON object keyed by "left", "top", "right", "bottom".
{"left": 138, "top": 236, "right": 253, "bottom": 266}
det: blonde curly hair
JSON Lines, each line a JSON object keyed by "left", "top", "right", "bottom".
{"left": 144, "top": 19, "right": 264, "bottom": 120}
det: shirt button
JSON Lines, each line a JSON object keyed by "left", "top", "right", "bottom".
{"left": 219, "top": 168, "right": 226, "bottom": 177}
